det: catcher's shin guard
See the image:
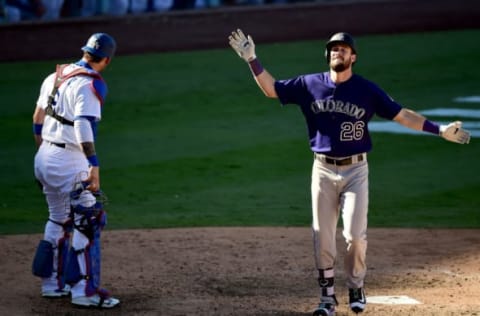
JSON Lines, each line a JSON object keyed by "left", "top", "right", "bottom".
{"left": 33, "top": 218, "right": 72, "bottom": 288}
{"left": 32, "top": 240, "right": 54, "bottom": 277}
{"left": 67, "top": 182, "right": 108, "bottom": 295}
{"left": 65, "top": 228, "right": 103, "bottom": 296}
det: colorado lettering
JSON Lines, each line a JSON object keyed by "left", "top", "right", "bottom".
{"left": 311, "top": 99, "right": 366, "bottom": 119}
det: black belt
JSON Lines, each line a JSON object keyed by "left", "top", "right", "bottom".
{"left": 317, "top": 153, "right": 365, "bottom": 166}
{"left": 48, "top": 141, "right": 66, "bottom": 148}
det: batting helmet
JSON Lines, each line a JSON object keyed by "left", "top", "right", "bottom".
{"left": 81, "top": 33, "right": 117, "bottom": 58}
{"left": 324, "top": 32, "right": 356, "bottom": 62}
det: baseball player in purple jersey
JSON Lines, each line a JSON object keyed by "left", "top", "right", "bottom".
{"left": 32, "top": 33, "right": 119, "bottom": 308}
{"left": 228, "top": 29, "right": 470, "bottom": 315}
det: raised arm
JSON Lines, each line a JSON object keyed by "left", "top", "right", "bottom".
{"left": 228, "top": 29, "right": 278, "bottom": 98}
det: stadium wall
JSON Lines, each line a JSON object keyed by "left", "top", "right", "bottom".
{"left": 0, "top": 0, "right": 479, "bottom": 62}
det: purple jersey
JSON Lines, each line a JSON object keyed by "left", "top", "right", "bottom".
{"left": 274, "top": 72, "right": 402, "bottom": 157}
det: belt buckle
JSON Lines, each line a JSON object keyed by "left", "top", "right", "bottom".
{"left": 324, "top": 156, "right": 336, "bottom": 165}
{"left": 338, "top": 157, "right": 351, "bottom": 166}
{"left": 355, "top": 154, "right": 364, "bottom": 163}
{"left": 331, "top": 155, "right": 355, "bottom": 166}
{"left": 352, "top": 154, "right": 365, "bottom": 164}
{"left": 317, "top": 153, "right": 363, "bottom": 166}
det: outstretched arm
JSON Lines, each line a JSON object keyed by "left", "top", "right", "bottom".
{"left": 228, "top": 29, "right": 278, "bottom": 98}
{"left": 393, "top": 108, "right": 428, "bottom": 131}
{"left": 393, "top": 108, "right": 470, "bottom": 144}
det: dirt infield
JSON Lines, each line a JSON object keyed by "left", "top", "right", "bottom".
{"left": 1, "top": 227, "right": 479, "bottom": 315}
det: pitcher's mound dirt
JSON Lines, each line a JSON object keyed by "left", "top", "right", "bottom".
{"left": 1, "top": 227, "right": 479, "bottom": 315}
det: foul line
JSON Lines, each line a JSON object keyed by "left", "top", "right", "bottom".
{"left": 367, "top": 295, "right": 422, "bottom": 305}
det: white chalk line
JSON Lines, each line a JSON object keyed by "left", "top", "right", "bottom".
{"left": 367, "top": 295, "right": 422, "bottom": 305}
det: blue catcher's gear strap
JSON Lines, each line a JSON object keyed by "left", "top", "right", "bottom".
{"left": 84, "top": 236, "right": 102, "bottom": 296}
{"left": 56, "top": 233, "right": 70, "bottom": 289}
{"left": 64, "top": 247, "right": 84, "bottom": 285}
{"left": 45, "top": 64, "right": 102, "bottom": 126}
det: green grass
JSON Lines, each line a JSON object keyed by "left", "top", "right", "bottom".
{"left": 1, "top": 29, "right": 479, "bottom": 234}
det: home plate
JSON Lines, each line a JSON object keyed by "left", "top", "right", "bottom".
{"left": 367, "top": 295, "right": 422, "bottom": 305}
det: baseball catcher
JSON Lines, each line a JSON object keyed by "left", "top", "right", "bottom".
{"left": 32, "top": 32, "right": 119, "bottom": 308}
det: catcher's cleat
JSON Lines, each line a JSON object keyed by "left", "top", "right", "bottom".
{"left": 72, "top": 293, "right": 120, "bottom": 309}
{"left": 312, "top": 295, "right": 337, "bottom": 316}
{"left": 42, "top": 285, "right": 71, "bottom": 298}
{"left": 349, "top": 287, "right": 366, "bottom": 313}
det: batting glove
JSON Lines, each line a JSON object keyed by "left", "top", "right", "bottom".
{"left": 229, "top": 29, "right": 256, "bottom": 62}
{"left": 440, "top": 121, "right": 471, "bottom": 144}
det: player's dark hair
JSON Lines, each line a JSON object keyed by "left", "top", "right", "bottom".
{"left": 83, "top": 52, "right": 103, "bottom": 63}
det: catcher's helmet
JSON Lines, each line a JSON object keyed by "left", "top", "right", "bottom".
{"left": 81, "top": 33, "right": 116, "bottom": 58}
{"left": 70, "top": 181, "right": 108, "bottom": 215}
{"left": 324, "top": 32, "right": 356, "bottom": 62}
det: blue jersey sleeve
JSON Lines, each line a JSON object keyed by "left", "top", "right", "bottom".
{"left": 91, "top": 78, "right": 108, "bottom": 105}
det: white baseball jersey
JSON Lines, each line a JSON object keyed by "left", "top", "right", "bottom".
{"left": 37, "top": 64, "right": 103, "bottom": 149}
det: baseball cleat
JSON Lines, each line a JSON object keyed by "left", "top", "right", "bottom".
{"left": 349, "top": 287, "right": 366, "bottom": 313}
{"left": 72, "top": 294, "right": 120, "bottom": 309}
{"left": 312, "top": 295, "right": 337, "bottom": 316}
{"left": 42, "top": 285, "right": 71, "bottom": 298}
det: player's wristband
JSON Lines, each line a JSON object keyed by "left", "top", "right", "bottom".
{"left": 87, "top": 155, "right": 99, "bottom": 167}
{"left": 422, "top": 120, "right": 440, "bottom": 135}
{"left": 248, "top": 58, "right": 264, "bottom": 77}
{"left": 33, "top": 123, "right": 43, "bottom": 135}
